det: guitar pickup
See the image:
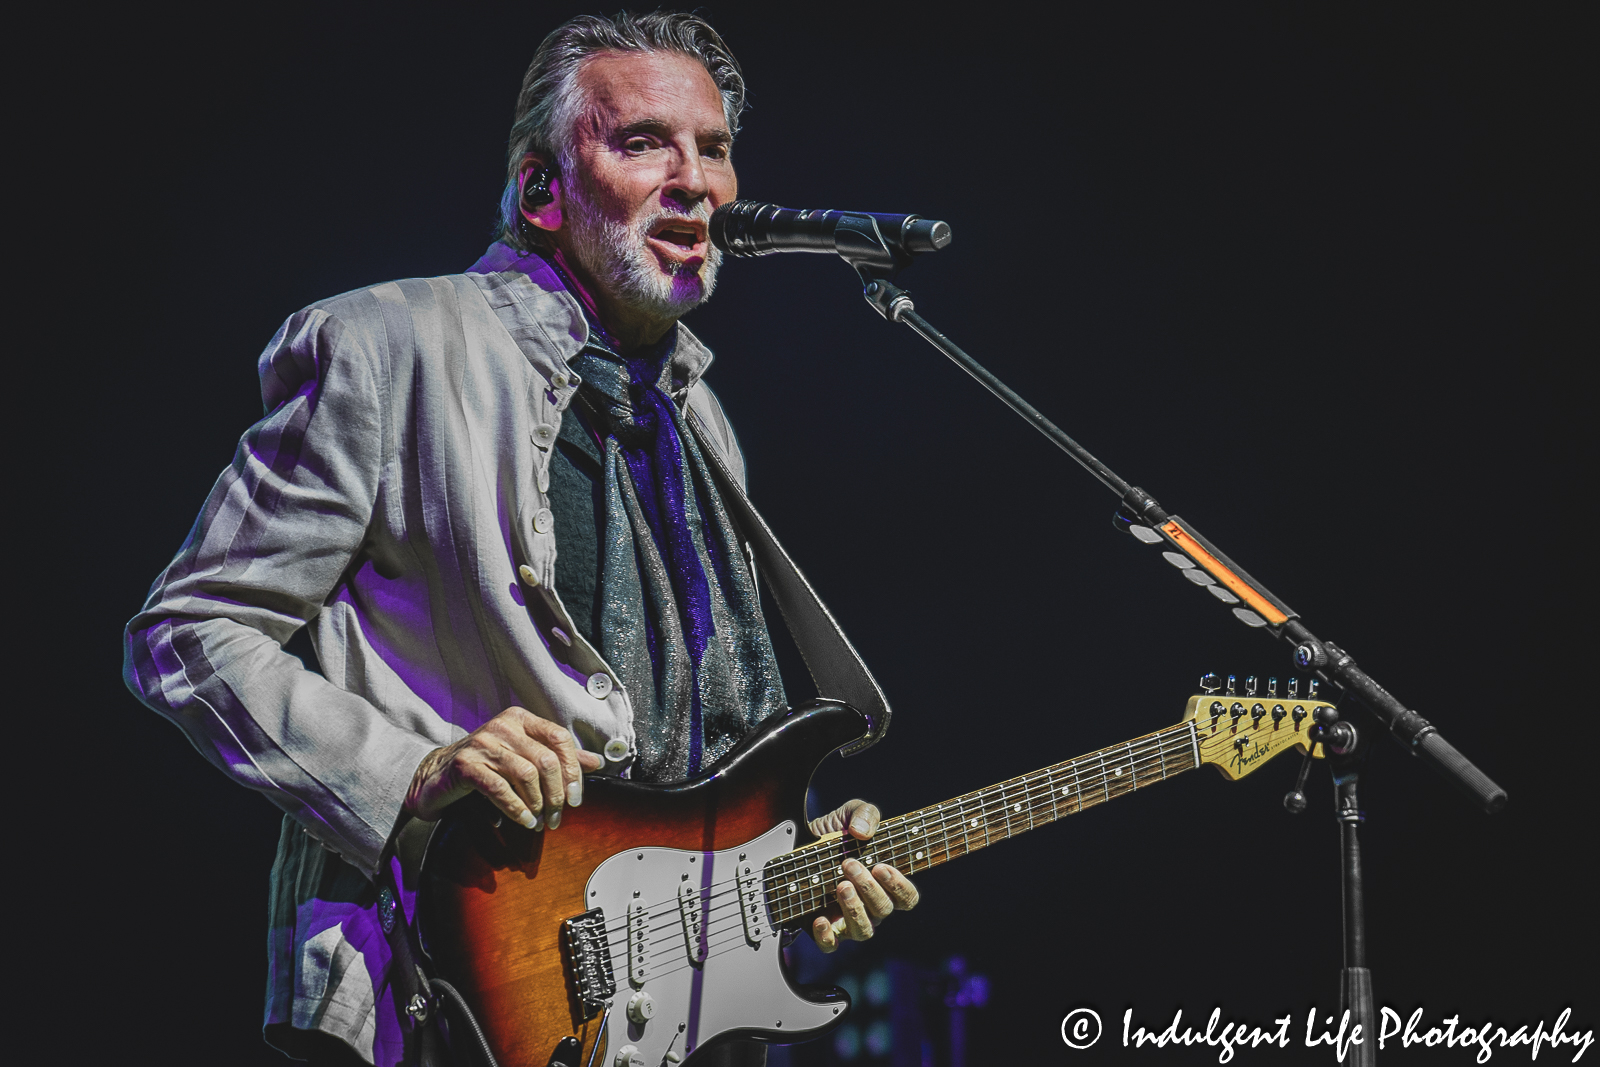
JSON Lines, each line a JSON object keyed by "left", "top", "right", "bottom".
{"left": 679, "top": 879, "right": 707, "bottom": 964}
{"left": 737, "top": 858, "right": 769, "bottom": 944}
{"left": 560, "top": 908, "right": 616, "bottom": 1017}
{"left": 627, "top": 897, "right": 650, "bottom": 987}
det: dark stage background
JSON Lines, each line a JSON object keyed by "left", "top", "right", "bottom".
{"left": 33, "top": 4, "right": 1593, "bottom": 1063}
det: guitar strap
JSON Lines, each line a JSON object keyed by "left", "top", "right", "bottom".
{"left": 378, "top": 815, "right": 449, "bottom": 1067}
{"left": 687, "top": 410, "right": 892, "bottom": 756}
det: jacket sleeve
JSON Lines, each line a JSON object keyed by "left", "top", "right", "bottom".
{"left": 122, "top": 305, "right": 438, "bottom": 876}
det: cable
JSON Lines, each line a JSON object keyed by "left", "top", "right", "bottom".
{"left": 429, "top": 978, "right": 501, "bottom": 1067}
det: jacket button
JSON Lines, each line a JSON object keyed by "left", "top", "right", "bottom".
{"left": 517, "top": 564, "right": 540, "bottom": 587}
{"left": 586, "top": 673, "right": 614, "bottom": 699}
{"left": 533, "top": 423, "right": 557, "bottom": 444}
{"left": 603, "top": 738, "right": 631, "bottom": 762}
{"left": 533, "top": 508, "right": 554, "bottom": 534}
{"left": 552, "top": 373, "right": 568, "bottom": 389}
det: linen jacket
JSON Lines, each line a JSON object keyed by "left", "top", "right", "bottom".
{"left": 121, "top": 245, "right": 770, "bottom": 1060}
{"left": 124, "top": 244, "right": 759, "bottom": 875}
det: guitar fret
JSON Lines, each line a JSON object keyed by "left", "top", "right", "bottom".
{"left": 764, "top": 724, "right": 1209, "bottom": 925}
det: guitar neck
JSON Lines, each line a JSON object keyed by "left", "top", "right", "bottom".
{"left": 765, "top": 721, "right": 1201, "bottom": 925}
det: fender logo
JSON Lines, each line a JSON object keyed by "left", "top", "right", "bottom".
{"left": 1230, "top": 736, "right": 1275, "bottom": 770}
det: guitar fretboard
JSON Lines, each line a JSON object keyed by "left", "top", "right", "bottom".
{"left": 763, "top": 722, "right": 1200, "bottom": 925}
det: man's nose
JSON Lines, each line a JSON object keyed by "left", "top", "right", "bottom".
{"left": 663, "top": 147, "right": 709, "bottom": 208}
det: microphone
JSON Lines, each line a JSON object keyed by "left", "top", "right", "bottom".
{"left": 710, "top": 201, "right": 952, "bottom": 273}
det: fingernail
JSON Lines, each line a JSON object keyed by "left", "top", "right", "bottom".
{"left": 518, "top": 810, "right": 537, "bottom": 829}
{"left": 850, "top": 816, "right": 871, "bottom": 835}
{"left": 567, "top": 781, "right": 583, "bottom": 808}
{"left": 547, "top": 808, "right": 562, "bottom": 830}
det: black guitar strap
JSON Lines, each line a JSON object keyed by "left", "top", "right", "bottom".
{"left": 687, "top": 410, "right": 892, "bottom": 756}
{"left": 378, "top": 816, "right": 450, "bottom": 1067}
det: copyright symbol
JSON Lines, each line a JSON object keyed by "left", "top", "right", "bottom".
{"left": 1061, "top": 1007, "right": 1102, "bottom": 1049}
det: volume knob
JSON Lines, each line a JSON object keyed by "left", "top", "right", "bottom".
{"left": 626, "top": 990, "right": 656, "bottom": 1025}
{"left": 614, "top": 1046, "right": 646, "bottom": 1067}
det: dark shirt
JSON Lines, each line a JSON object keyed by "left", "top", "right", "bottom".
{"left": 547, "top": 399, "right": 607, "bottom": 645}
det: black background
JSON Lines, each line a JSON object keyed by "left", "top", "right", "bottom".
{"left": 31, "top": 3, "right": 1594, "bottom": 1062}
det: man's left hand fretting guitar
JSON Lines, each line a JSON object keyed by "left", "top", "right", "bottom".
{"left": 416, "top": 684, "right": 1330, "bottom": 1066}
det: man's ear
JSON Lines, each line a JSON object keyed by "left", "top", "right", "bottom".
{"left": 517, "top": 153, "right": 563, "bottom": 233}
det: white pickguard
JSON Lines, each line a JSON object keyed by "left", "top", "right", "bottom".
{"left": 583, "top": 821, "right": 842, "bottom": 1064}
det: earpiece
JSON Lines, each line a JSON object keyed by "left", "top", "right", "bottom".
{"left": 522, "top": 167, "right": 555, "bottom": 207}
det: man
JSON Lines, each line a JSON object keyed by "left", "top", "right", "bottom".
{"left": 123, "top": 12, "right": 916, "bottom": 1066}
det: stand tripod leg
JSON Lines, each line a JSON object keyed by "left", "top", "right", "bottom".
{"left": 1336, "top": 771, "right": 1377, "bottom": 1065}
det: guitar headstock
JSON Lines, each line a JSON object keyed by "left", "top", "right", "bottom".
{"left": 1180, "top": 673, "right": 1331, "bottom": 780}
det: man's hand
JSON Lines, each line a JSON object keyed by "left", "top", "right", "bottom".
{"left": 806, "top": 799, "right": 920, "bottom": 952}
{"left": 406, "top": 706, "right": 604, "bottom": 829}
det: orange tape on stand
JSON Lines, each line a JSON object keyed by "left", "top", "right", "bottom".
{"left": 1161, "top": 520, "right": 1290, "bottom": 626}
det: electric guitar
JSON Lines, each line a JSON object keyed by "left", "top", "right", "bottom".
{"left": 417, "top": 681, "right": 1331, "bottom": 1066}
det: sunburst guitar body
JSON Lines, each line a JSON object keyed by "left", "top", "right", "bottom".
{"left": 419, "top": 684, "right": 1330, "bottom": 1066}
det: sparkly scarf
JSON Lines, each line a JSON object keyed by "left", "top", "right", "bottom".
{"left": 567, "top": 331, "right": 786, "bottom": 781}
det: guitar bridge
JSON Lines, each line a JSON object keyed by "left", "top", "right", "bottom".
{"left": 560, "top": 908, "right": 616, "bottom": 1017}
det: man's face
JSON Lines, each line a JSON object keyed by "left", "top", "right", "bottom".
{"left": 556, "top": 50, "right": 738, "bottom": 325}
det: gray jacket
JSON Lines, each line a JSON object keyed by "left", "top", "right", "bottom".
{"left": 122, "top": 246, "right": 754, "bottom": 875}
{"left": 122, "top": 244, "right": 888, "bottom": 1061}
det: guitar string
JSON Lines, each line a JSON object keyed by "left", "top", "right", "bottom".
{"left": 598, "top": 722, "right": 1309, "bottom": 976}
{"left": 580, "top": 707, "right": 1313, "bottom": 941}
{"left": 590, "top": 715, "right": 1310, "bottom": 940}
{"left": 765, "top": 729, "right": 1200, "bottom": 922}
{"left": 767, "top": 728, "right": 1193, "bottom": 881}
{"left": 586, "top": 725, "right": 1215, "bottom": 942}
{"left": 770, "top": 710, "right": 1289, "bottom": 881}
{"left": 586, "top": 738, "right": 1177, "bottom": 949}
{"left": 592, "top": 727, "right": 1208, "bottom": 953}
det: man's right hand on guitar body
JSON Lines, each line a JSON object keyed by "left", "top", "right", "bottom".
{"left": 806, "top": 799, "right": 922, "bottom": 952}
{"left": 405, "top": 706, "right": 604, "bottom": 830}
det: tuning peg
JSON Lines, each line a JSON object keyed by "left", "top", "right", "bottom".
{"left": 1199, "top": 673, "right": 1221, "bottom": 695}
{"left": 1287, "top": 678, "right": 1300, "bottom": 699}
{"left": 1308, "top": 679, "right": 1320, "bottom": 700}
{"left": 1225, "top": 674, "right": 1238, "bottom": 696}
{"left": 1310, "top": 706, "right": 1358, "bottom": 756}
{"left": 1267, "top": 677, "right": 1279, "bottom": 698}
{"left": 1246, "top": 675, "right": 1259, "bottom": 697}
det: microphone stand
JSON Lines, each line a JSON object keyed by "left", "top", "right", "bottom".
{"left": 770, "top": 218, "right": 1507, "bottom": 1063}
{"left": 845, "top": 265, "right": 1505, "bottom": 815}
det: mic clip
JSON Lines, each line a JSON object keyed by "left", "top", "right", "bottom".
{"left": 832, "top": 215, "right": 908, "bottom": 279}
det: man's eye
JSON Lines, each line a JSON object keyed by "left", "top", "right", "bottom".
{"left": 623, "top": 137, "right": 654, "bottom": 153}
{"left": 702, "top": 144, "right": 729, "bottom": 160}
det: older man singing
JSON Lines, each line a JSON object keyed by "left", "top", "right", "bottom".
{"left": 124, "top": 11, "right": 916, "bottom": 1067}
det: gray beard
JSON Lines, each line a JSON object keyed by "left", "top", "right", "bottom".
{"left": 563, "top": 189, "right": 722, "bottom": 323}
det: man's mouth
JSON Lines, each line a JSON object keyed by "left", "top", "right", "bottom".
{"left": 646, "top": 219, "right": 708, "bottom": 265}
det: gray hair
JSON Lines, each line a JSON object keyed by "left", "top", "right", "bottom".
{"left": 496, "top": 11, "right": 747, "bottom": 249}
